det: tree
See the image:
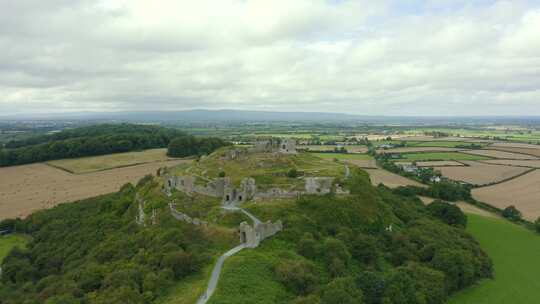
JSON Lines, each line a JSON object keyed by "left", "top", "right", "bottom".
{"left": 502, "top": 206, "right": 521, "bottom": 221}
{"left": 287, "top": 168, "right": 299, "bottom": 178}
{"left": 321, "top": 277, "right": 363, "bottom": 304}
{"left": 274, "top": 260, "right": 318, "bottom": 295}
{"left": 535, "top": 217, "right": 540, "bottom": 233}
{"left": 427, "top": 200, "right": 467, "bottom": 228}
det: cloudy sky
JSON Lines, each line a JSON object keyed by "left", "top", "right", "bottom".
{"left": 1, "top": 0, "right": 539, "bottom": 116}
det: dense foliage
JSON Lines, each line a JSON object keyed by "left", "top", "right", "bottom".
{"left": 427, "top": 200, "right": 467, "bottom": 228}
{"left": 0, "top": 124, "right": 186, "bottom": 167}
{"left": 227, "top": 168, "right": 493, "bottom": 304}
{"left": 0, "top": 181, "right": 231, "bottom": 304}
{"left": 167, "top": 136, "right": 230, "bottom": 158}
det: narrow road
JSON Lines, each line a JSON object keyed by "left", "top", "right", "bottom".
{"left": 196, "top": 244, "right": 246, "bottom": 304}
{"left": 195, "top": 205, "right": 262, "bottom": 304}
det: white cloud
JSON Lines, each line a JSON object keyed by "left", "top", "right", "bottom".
{"left": 0, "top": 0, "right": 539, "bottom": 115}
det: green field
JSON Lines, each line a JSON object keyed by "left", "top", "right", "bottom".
{"left": 310, "top": 152, "right": 373, "bottom": 160}
{"left": 0, "top": 234, "right": 29, "bottom": 262}
{"left": 396, "top": 152, "right": 489, "bottom": 161}
{"left": 449, "top": 214, "right": 540, "bottom": 304}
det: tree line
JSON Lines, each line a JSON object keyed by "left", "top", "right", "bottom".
{"left": 0, "top": 124, "right": 229, "bottom": 167}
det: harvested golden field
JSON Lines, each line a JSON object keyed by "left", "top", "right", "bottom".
{"left": 0, "top": 160, "right": 190, "bottom": 220}
{"left": 377, "top": 147, "right": 463, "bottom": 153}
{"left": 364, "top": 169, "right": 425, "bottom": 188}
{"left": 482, "top": 159, "right": 540, "bottom": 168}
{"left": 344, "top": 158, "right": 377, "bottom": 169}
{"left": 438, "top": 161, "right": 530, "bottom": 185}
{"left": 47, "top": 148, "right": 176, "bottom": 174}
{"left": 463, "top": 149, "right": 538, "bottom": 160}
{"left": 415, "top": 161, "right": 465, "bottom": 167}
{"left": 490, "top": 142, "right": 540, "bottom": 149}
{"left": 472, "top": 169, "right": 540, "bottom": 221}
{"left": 489, "top": 147, "right": 540, "bottom": 158}
{"left": 418, "top": 196, "right": 498, "bottom": 218}
{"left": 394, "top": 161, "right": 464, "bottom": 167}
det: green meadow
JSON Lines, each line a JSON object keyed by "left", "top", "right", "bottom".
{"left": 0, "top": 234, "right": 29, "bottom": 262}
{"left": 449, "top": 214, "right": 540, "bottom": 304}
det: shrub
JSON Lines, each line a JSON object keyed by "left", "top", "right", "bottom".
{"left": 502, "top": 206, "right": 522, "bottom": 221}
{"left": 427, "top": 200, "right": 467, "bottom": 228}
{"left": 287, "top": 168, "right": 299, "bottom": 178}
{"left": 274, "top": 260, "right": 318, "bottom": 295}
{"left": 321, "top": 277, "right": 363, "bottom": 304}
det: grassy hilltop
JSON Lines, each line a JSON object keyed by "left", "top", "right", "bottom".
{"left": 0, "top": 149, "right": 493, "bottom": 304}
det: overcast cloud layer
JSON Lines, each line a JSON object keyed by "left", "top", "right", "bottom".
{"left": 1, "top": 0, "right": 539, "bottom": 116}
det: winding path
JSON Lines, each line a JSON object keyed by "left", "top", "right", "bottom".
{"left": 195, "top": 205, "right": 261, "bottom": 304}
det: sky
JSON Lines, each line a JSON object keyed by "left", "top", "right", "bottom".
{"left": 1, "top": 0, "right": 539, "bottom": 116}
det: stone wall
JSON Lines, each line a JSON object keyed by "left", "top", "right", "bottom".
{"left": 305, "top": 177, "right": 334, "bottom": 194}
{"left": 169, "top": 203, "right": 208, "bottom": 227}
{"left": 239, "top": 219, "right": 283, "bottom": 248}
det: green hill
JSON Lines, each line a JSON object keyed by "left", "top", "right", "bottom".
{"left": 0, "top": 150, "right": 492, "bottom": 304}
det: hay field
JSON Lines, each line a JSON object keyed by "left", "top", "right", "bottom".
{"left": 47, "top": 148, "right": 175, "bottom": 174}
{"left": 482, "top": 159, "right": 540, "bottom": 168}
{"left": 364, "top": 169, "right": 425, "bottom": 188}
{"left": 438, "top": 161, "right": 530, "bottom": 185}
{"left": 463, "top": 149, "right": 538, "bottom": 160}
{"left": 472, "top": 169, "right": 540, "bottom": 221}
{"left": 0, "top": 159, "right": 190, "bottom": 220}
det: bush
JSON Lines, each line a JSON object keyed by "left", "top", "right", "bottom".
{"left": 274, "top": 260, "right": 318, "bottom": 295}
{"left": 321, "top": 277, "right": 363, "bottom": 304}
{"left": 287, "top": 168, "right": 299, "bottom": 178}
{"left": 535, "top": 217, "right": 540, "bottom": 233}
{"left": 427, "top": 200, "right": 467, "bottom": 228}
{"left": 502, "top": 206, "right": 522, "bottom": 221}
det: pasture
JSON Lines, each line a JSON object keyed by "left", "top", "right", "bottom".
{"left": 472, "top": 169, "right": 540, "bottom": 221}
{"left": 0, "top": 234, "right": 29, "bottom": 262}
{"left": 449, "top": 214, "right": 540, "bottom": 304}
{"left": 438, "top": 161, "right": 530, "bottom": 186}
{"left": 410, "top": 141, "right": 485, "bottom": 148}
{"left": 310, "top": 152, "right": 372, "bottom": 160}
{"left": 0, "top": 159, "right": 189, "bottom": 220}
{"left": 47, "top": 148, "right": 175, "bottom": 174}
{"left": 396, "top": 152, "right": 489, "bottom": 161}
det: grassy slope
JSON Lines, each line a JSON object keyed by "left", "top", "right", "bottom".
{"left": 47, "top": 148, "right": 175, "bottom": 173}
{"left": 0, "top": 234, "right": 29, "bottom": 262}
{"left": 397, "top": 152, "right": 489, "bottom": 161}
{"left": 449, "top": 214, "right": 540, "bottom": 304}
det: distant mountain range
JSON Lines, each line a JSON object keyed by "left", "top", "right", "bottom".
{"left": 2, "top": 110, "right": 540, "bottom": 125}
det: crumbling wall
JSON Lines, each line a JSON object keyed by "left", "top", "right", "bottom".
{"left": 239, "top": 219, "right": 283, "bottom": 248}
{"left": 305, "top": 177, "right": 334, "bottom": 194}
{"left": 169, "top": 203, "right": 208, "bottom": 227}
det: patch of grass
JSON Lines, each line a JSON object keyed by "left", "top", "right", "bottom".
{"left": 395, "top": 152, "right": 489, "bottom": 161}
{"left": 207, "top": 241, "right": 295, "bottom": 304}
{"left": 449, "top": 214, "right": 540, "bottom": 304}
{"left": 0, "top": 234, "right": 29, "bottom": 262}
{"left": 157, "top": 263, "right": 215, "bottom": 304}
{"left": 47, "top": 148, "right": 177, "bottom": 173}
